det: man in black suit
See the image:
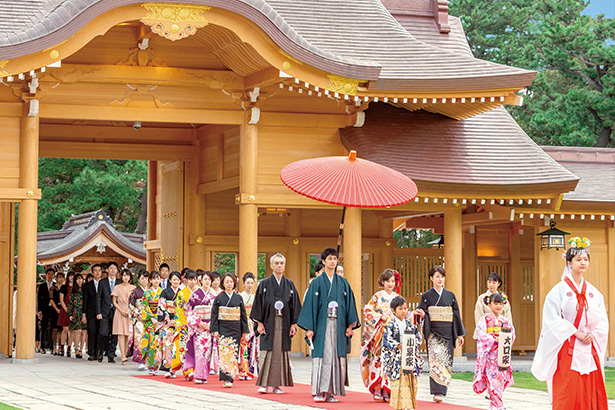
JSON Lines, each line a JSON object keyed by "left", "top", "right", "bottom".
{"left": 36, "top": 268, "right": 55, "bottom": 353}
{"left": 97, "top": 261, "right": 119, "bottom": 363}
{"left": 83, "top": 264, "right": 102, "bottom": 361}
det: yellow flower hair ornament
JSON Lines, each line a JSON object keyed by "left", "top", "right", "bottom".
{"left": 568, "top": 237, "right": 590, "bottom": 249}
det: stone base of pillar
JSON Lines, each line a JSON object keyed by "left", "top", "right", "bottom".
{"left": 11, "top": 358, "right": 39, "bottom": 364}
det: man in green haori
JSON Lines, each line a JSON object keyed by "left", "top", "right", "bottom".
{"left": 297, "top": 247, "right": 360, "bottom": 403}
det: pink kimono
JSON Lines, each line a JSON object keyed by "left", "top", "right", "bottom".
{"left": 184, "top": 287, "right": 217, "bottom": 381}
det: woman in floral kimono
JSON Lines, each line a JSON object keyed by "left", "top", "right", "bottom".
{"left": 184, "top": 271, "right": 217, "bottom": 384}
{"left": 382, "top": 296, "right": 423, "bottom": 410}
{"left": 158, "top": 271, "right": 181, "bottom": 378}
{"left": 473, "top": 292, "right": 515, "bottom": 410}
{"left": 211, "top": 272, "right": 249, "bottom": 388}
{"left": 360, "top": 269, "right": 400, "bottom": 401}
{"left": 129, "top": 271, "right": 149, "bottom": 368}
{"left": 172, "top": 269, "right": 199, "bottom": 379}
{"left": 141, "top": 271, "right": 162, "bottom": 375}
{"left": 239, "top": 271, "right": 258, "bottom": 381}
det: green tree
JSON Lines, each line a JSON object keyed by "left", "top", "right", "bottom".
{"left": 394, "top": 228, "right": 441, "bottom": 248}
{"left": 449, "top": 0, "right": 615, "bottom": 147}
{"left": 38, "top": 158, "right": 148, "bottom": 233}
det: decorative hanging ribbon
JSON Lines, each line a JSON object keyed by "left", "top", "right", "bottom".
{"left": 393, "top": 270, "right": 401, "bottom": 294}
{"left": 563, "top": 276, "right": 588, "bottom": 355}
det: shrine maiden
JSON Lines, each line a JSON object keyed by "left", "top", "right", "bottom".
{"left": 473, "top": 292, "right": 515, "bottom": 410}
{"left": 531, "top": 238, "right": 608, "bottom": 409}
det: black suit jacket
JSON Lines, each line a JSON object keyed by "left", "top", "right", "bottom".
{"left": 96, "top": 277, "right": 117, "bottom": 319}
{"left": 37, "top": 281, "right": 53, "bottom": 314}
{"left": 82, "top": 280, "right": 99, "bottom": 319}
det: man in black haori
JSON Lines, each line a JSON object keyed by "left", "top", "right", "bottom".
{"left": 251, "top": 253, "right": 301, "bottom": 394}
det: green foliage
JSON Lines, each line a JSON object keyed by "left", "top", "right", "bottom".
{"left": 213, "top": 252, "right": 267, "bottom": 279}
{"left": 394, "top": 229, "right": 441, "bottom": 248}
{"left": 38, "top": 158, "right": 147, "bottom": 233}
{"left": 449, "top": 0, "right": 615, "bottom": 147}
{"left": 213, "top": 252, "right": 236, "bottom": 274}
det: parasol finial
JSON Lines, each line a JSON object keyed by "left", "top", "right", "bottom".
{"left": 348, "top": 150, "right": 357, "bottom": 161}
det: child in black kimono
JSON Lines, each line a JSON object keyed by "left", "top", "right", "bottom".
{"left": 382, "top": 296, "right": 423, "bottom": 410}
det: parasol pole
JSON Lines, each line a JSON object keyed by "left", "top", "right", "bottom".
{"left": 336, "top": 206, "right": 347, "bottom": 255}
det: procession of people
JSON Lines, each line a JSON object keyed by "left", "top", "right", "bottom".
{"left": 33, "top": 236, "right": 609, "bottom": 410}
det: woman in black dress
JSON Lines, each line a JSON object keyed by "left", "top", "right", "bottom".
{"left": 211, "top": 273, "right": 249, "bottom": 388}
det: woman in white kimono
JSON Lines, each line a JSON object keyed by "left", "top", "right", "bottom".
{"left": 531, "top": 237, "right": 609, "bottom": 410}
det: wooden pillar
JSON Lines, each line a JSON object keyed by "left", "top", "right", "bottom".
{"left": 377, "top": 216, "right": 394, "bottom": 290}
{"left": 15, "top": 101, "right": 39, "bottom": 360}
{"left": 185, "top": 154, "right": 207, "bottom": 270}
{"left": 607, "top": 222, "right": 615, "bottom": 356}
{"left": 238, "top": 117, "right": 258, "bottom": 277}
{"left": 444, "top": 207, "right": 463, "bottom": 356}
{"left": 509, "top": 224, "right": 522, "bottom": 345}
{"left": 462, "top": 227, "right": 477, "bottom": 353}
{"left": 285, "top": 210, "right": 303, "bottom": 352}
{"left": 534, "top": 222, "right": 562, "bottom": 344}
{"left": 344, "top": 207, "right": 362, "bottom": 357}
{"left": 146, "top": 161, "right": 157, "bottom": 271}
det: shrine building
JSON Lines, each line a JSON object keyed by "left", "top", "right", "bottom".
{"left": 0, "top": 0, "right": 613, "bottom": 360}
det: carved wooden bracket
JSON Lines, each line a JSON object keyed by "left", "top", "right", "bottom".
{"left": 433, "top": 0, "right": 451, "bottom": 33}
{"left": 141, "top": 3, "right": 211, "bottom": 41}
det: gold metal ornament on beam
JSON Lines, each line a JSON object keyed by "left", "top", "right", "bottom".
{"left": 326, "top": 74, "right": 364, "bottom": 96}
{"left": 141, "top": 3, "right": 211, "bottom": 41}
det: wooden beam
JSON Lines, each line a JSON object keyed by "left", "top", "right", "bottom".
{"left": 0, "top": 103, "right": 22, "bottom": 117}
{"left": 259, "top": 112, "right": 353, "bottom": 128}
{"left": 196, "top": 176, "right": 240, "bottom": 195}
{"left": 40, "top": 141, "right": 195, "bottom": 161}
{"left": 41, "top": 64, "right": 244, "bottom": 89}
{"left": 245, "top": 68, "right": 287, "bottom": 90}
{"left": 40, "top": 123, "right": 195, "bottom": 143}
{"left": 0, "top": 188, "right": 42, "bottom": 201}
{"left": 39, "top": 104, "right": 244, "bottom": 125}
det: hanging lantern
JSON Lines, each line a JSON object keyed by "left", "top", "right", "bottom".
{"left": 536, "top": 220, "right": 569, "bottom": 250}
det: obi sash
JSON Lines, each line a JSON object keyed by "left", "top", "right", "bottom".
{"left": 218, "top": 306, "right": 241, "bottom": 321}
{"left": 428, "top": 306, "right": 453, "bottom": 322}
{"left": 148, "top": 299, "right": 159, "bottom": 315}
{"left": 194, "top": 305, "right": 211, "bottom": 321}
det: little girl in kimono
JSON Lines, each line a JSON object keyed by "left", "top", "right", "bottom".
{"left": 473, "top": 292, "right": 515, "bottom": 410}
{"left": 382, "top": 296, "right": 423, "bottom": 410}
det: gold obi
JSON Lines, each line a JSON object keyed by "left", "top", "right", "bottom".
{"left": 428, "top": 306, "right": 453, "bottom": 322}
{"left": 219, "top": 306, "right": 241, "bottom": 321}
{"left": 487, "top": 326, "right": 502, "bottom": 334}
{"left": 194, "top": 305, "right": 211, "bottom": 321}
{"left": 148, "top": 300, "right": 159, "bottom": 315}
{"left": 245, "top": 306, "right": 252, "bottom": 318}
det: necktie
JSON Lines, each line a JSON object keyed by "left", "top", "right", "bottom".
{"left": 110, "top": 279, "right": 115, "bottom": 292}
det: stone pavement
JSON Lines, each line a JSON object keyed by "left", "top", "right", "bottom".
{"left": 0, "top": 353, "right": 613, "bottom": 410}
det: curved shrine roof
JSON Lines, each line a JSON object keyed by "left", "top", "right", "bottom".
{"left": 340, "top": 104, "right": 579, "bottom": 197}
{"left": 37, "top": 209, "right": 146, "bottom": 263}
{"left": 0, "top": 0, "right": 535, "bottom": 93}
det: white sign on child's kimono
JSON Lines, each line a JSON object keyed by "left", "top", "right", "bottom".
{"left": 401, "top": 330, "right": 416, "bottom": 373}
{"left": 497, "top": 327, "right": 513, "bottom": 370}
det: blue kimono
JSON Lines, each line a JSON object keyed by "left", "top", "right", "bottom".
{"left": 297, "top": 272, "right": 360, "bottom": 357}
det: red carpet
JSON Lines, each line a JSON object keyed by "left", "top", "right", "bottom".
{"left": 136, "top": 375, "right": 481, "bottom": 409}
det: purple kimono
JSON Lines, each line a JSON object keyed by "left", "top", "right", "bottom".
{"left": 183, "top": 287, "right": 217, "bottom": 381}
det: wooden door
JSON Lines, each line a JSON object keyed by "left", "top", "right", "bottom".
{"left": 160, "top": 162, "right": 184, "bottom": 272}
{"left": 0, "top": 203, "right": 15, "bottom": 357}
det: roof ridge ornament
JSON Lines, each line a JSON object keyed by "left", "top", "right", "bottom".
{"left": 141, "top": 3, "right": 211, "bottom": 41}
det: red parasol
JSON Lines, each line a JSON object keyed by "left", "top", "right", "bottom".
{"left": 281, "top": 151, "right": 418, "bottom": 253}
